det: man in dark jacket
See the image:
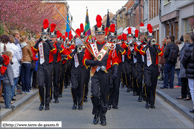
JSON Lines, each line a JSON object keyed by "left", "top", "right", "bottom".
{"left": 182, "top": 34, "right": 194, "bottom": 113}
{"left": 160, "top": 36, "right": 179, "bottom": 89}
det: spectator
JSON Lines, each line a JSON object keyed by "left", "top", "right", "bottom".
{"left": 177, "top": 33, "right": 191, "bottom": 100}
{"left": 12, "top": 30, "right": 22, "bottom": 94}
{"left": 7, "top": 35, "right": 22, "bottom": 101}
{"left": 0, "top": 35, "right": 12, "bottom": 103}
{"left": 159, "top": 38, "right": 167, "bottom": 81}
{"left": 160, "top": 35, "right": 179, "bottom": 89}
{"left": 27, "top": 40, "right": 38, "bottom": 90}
{"left": 182, "top": 33, "right": 194, "bottom": 113}
{"left": 20, "top": 35, "right": 32, "bottom": 93}
{"left": 2, "top": 51, "right": 15, "bottom": 109}
{"left": 174, "top": 39, "right": 183, "bottom": 88}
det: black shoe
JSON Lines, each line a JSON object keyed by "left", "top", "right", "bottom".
{"left": 101, "top": 121, "right": 107, "bottom": 126}
{"left": 107, "top": 105, "right": 111, "bottom": 110}
{"left": 160, "top": 86, "right": 168, "bottom": 89}
{"left": 72, "top": 104, "right": 77, "bottom": 110}
{"left": 150, "top": 104, "right": 155, "bottom": 109}
{"left": 93, "top": 115, "right": 99, "bottom": 125}
{"left": 145, "top": 103, "right": 149, "bottom": 109}
{"left": 189, "top": 109, "right": 194, "bottom": 113}
{"left": 84, "top": 98, "right": 88, "bottom": 102}
{"left": 112, "top": 105, "right": 118, "bottom": 109}
{"left": 58, "top": 95, "right": 62, "bottom": 98}
{"left": 12, "top": 98, "right": 16, "bottom": 101}
{"left": 78, "top": 105, "right": 83, "bottom": 110}
{"left": 143, "top": 96, "right": 146, "bottom": 101}
{"left": 45, "top": 106, "right": 50, "bottom": 110}
{"left": 126, "top": 88, "right": 130, "bottom": 92}
{"left": 54, "top": 99, "right": 59, "bottom": 103}
{"left": 39, "top": 104, "right": 44, "bottom": 111}
{"left": 138, "top": 96, "right": 142, "bottom": 102}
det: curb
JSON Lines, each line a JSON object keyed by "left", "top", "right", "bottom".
{"left": 156, "top": 89, "right": 194, "bottom": 122}
{"left": 0, "top": 90, "right": 38, "bottom": 120}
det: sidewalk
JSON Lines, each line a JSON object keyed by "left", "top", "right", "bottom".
{"left": 156, "top": 77, "right": 194, "bottom": 122}
{"left": 0, "top": 89, "right": 38, "bottom": 120}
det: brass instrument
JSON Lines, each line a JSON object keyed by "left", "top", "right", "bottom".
{"left": 41, "top": 34, "right": 47, "bottom": 42}
{"left": 151, "top": 39, "right": 156, "bottom": 46}
{"left": 77, "top": 45, "right": 83, "bottom": 53}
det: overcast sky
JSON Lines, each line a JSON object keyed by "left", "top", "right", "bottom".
{"left": 67, "top": 0, "right": 127, "bottom": 32}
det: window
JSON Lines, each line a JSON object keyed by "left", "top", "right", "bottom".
{"left": 175, "top": 22, "right": 179, "bottom": 39}
{"left": 164, "top": 0, "right": 171, "bottom": 5}
{"left": 185, "top": 19, "right": 190, "bottom": 33}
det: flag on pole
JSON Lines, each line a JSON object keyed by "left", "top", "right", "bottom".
{"left": 85, "top": 7, "right": 92, "bottom": 40}
{"left": 66, "top": 13, "right": 71, "bottom": 34}
{"left": 106, "top": 9, "right": 110, "bottom": 34}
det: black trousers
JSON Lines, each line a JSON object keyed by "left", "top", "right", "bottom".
{"left": 131, "top": 64, "right": 138, "bottom": 92}
{"left": 59, "top": 63, "right": 66, "bottom": 95}
{"left": 124, "top": 61, "right": 132, "bottom": 89}
{"left": 91, "top": 70, "right": 111, "bottom": 122}
{"left": 121, "top": 62, "right": 127, "bottom": 86}
{"left": 37, "top": 63, "right": 53, "bottom": 107}
{"left": 181, "top": 78, "right": 190, "bottom": 98}
{"left": 109, "top": 63, "right": 122, "bottom": 106}
{"left": 32, "top": 71, "right": 37, "bottom": 88}
{"left": 137, "top": 62, "right": 144, "bottom": 97}
{"left": 64, "top": 60, "right": 71, "bottom": 87}
{"left": 84, "top": 67, "right": 91, "bottom": 100}
{"left": 144, "top": 64, "right": 158, "bottom": 105}
{"left": 53, "top": 62, "right": 61, "bottom": 100}
{"left": 71, "top": 65, "right": 86, "bottom": 106}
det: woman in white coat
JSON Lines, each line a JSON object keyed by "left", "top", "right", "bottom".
{"left": 7, "top": 35, "right": 21, "bottom": 101}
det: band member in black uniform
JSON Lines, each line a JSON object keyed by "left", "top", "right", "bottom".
{"left": 134, "top": 27, "right": 147, "bottom": 102}
{"left": 68, "top": 27, "right": 86, "bottom": 110}
{"left": 108, "top": 24, "right": 126, "bottom": 110}
{"left": 83, "top": 15, "right": 119, "bottom": 126}
{"left": 52, "top": 29, "right": 70, "bottom": 103}
{"left": 140, "top": 24, "right": 163, "bottom": 109}
{"left": 32, "top": 19, "right": 57, "bottom": 111}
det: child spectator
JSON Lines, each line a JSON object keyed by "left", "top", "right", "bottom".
{"left": 2, "top": 51, "right": 15, "bottom": 109}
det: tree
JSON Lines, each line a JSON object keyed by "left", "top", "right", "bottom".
{"left": 0, "top": 0, "right": 63, "bottom": 35}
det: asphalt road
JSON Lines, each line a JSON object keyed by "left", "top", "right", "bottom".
{"left": 2, "top": 86, "right": 194, "bottom": 129}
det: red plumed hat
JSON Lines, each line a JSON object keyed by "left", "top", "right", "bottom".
{"left": 127, "top": 27, "right": 131, "bottom": 34}
{"left": 148, "top": 28, "right": 153, "bottom": 33}
{"left": 43, "top": 19, "right": 49, "bottom": 29}
{"left": 65, "top": 32, "right": 68, "bottom": 37}
{"left": 50, "top": 23, "right": 56, "bottom": 33}
{"left": 80, "top": 23, "right": 84, "bottom": 32}
{"left": 109, "top": 24, "right": 115, "bottom": 33}
{"left": 96, "top": 15, "right": 102, "bottom": 28}
{"left": 104, "top": 27, "right": 108, "bottom": 36}
{"left": 135, "top": 29, "right": 139, "bottom": 38}
{"left": 147, "top": 24, "right": 152, "bottom": 30}
{"left": 76, "top": 28, "right": 81, "bottom": 37}
{"left": 117, "top": 35, "right": 122, "bottom": 40}
{"left": 140, "top": 22, "right": 144, "bottom": 27}
{"left": 62, "top": 35, "right": 66, "bottom": 41}
{"left": 122, "top": 33, "right": 127, "bottom": 41}
{"left": 57, "top": 31, "right": 62, "bottom": 38}
{"left": 0, "top": 66, "right": 7, "bottom": 75}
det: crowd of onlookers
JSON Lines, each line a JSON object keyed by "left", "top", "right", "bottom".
{"left": 0, "top": 30, "right": 39, "bottom": 109}
{"left": 158, "top": 33, "right": 194, "bottom": 113}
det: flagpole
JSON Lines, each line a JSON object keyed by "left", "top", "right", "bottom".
{"left": 53, "top": 5, "right": 97, "bottom": 60}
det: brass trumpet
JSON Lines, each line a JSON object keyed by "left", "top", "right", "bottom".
{"left": 41, "top": 34, "right": 47, "bottom": 42}
{"left": 151, "top": 39, "right": 156, "bottom": 45}
{"left": 77, "top": 45, "right": 83, "bottom": 53}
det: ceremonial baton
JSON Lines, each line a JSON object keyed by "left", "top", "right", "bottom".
{"left": 53, "top": 5, "right": 97, "bottom": 60}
